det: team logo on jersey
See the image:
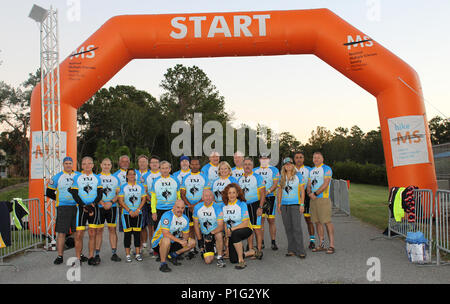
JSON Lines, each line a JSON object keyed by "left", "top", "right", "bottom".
{"left": 311, "top": 178, "right": 318, "bottom": 187}
{"left": 129, "top": 195, "right": 138, "bottom": 206}
{"left": 226, "top": 218, "right": 235, "bottom": 228}
{"left": 190, "top": 185, "right": 199, "bottom": 196}
{"left": 284, "top": 184, "right": 293, "bottom": 194}
{"left": 162, "top": 189, "right": 172, "bottom": 200}
{"left": 242, "top": 186, "right": 249, "bottom": 194}
{"left": 203, "top": 220, "right": 212, "bottom": 230}
{"left": 214, "top": 190, "right": 222, "bottom": 199}
{"left": 103, "top": 186, "right": 112, "bottom": 195}
{"left": 163, "top": 219, "right": 169, "bottom": 225}
{"left": 83, "top": 184, "right": 93, "bottom": 194}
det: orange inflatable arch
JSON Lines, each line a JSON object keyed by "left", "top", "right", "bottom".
{"left": 29, "top": 9, "right": 437, "bottom": 218}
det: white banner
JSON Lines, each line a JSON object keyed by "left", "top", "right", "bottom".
{"left": 388, "top": 115, "right": 430, "bottom": 167}
{"left": 30, "top": 131, "right": 67, "bottom": 179}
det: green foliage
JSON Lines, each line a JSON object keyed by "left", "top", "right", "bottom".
{"left": 333, "top": 160, "right": 387, "bottom": 186}
{"left": 0, "top": 177, "right": 28, "bottom": 189}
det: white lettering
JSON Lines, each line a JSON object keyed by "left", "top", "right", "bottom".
{"left": 208, "top": 16, "right": 232, "bottom": 38}
{"left": 170, "top": 17, "right": 187, "bottom": 39}
{"left": 234, "top": 15, "right": 252, "bottom": 37}
{"left": 189, "top": 16, "right": 207, "bottom": 38}
{"left": 253, "top": 14, "right": 271, "bottom": 36}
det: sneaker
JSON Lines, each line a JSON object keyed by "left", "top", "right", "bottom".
{"left": 80, "top": 254, "right": 88, "bottom": 262}
{"left": 255, "top": 249, "right": 264, "bottom": 260}
{"left": 111, "top": 254, "right": 122, "bottom": 262}
{"left": 53, "top": 256, "right": 63, "bottom": 265}
{"left": 308, "top": 241, "right": 316, "bottom": 250}
{"left": 159, "top": 263, "right": 171, "bottom": 273}
{"left": 217, "top": 258, "right": 226, "bottom": 268}
{"left": 94, "top": 255, "right": 101, "bottom": 264}
{"left": 168, "top": 255, "right": 182, "bottom": 266}
{"left": 271, "top": 241, "right": 278, "bottom": 251}
{"left": 234, "top": 261, "right": 247, "bottom": 270}
{"left": 136, "top": 254, "right": 143, "bottom": 262}
{"left": 125, "top": 255, "right": 132, "bottom": 263}
{"left": 186, "top": 251, "right": 196, "bottom": 260}
{"left": 88, "top": 257, "right": 98, "bottom": 266}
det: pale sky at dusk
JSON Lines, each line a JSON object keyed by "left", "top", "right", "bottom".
{"left": 0, "top": 0, "right": 449, "bottom": 143}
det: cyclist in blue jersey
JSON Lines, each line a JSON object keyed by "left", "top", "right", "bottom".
{"left": 294, "top": 151, "right": 316, "bottom": 250}
{"left": 143, "top": 155, "right": 161, "bottom": 254}
{"left": 151, "top": 200, "right": 195, "bottom": 273}
{"left": 46, "top": 156, "right": 80, "bottom": 265}
{"left": 232, "top": 151, "right": 245, "bottom": 180}
{"left": 173, "top": 155, "right": 191, "bottom": 185}
{"left": 307, "top": 152, "right": 335, "bottom": 254}
{"left": 238, "top": 157, "right": 265, "bottom": 259}
{"left": 135, "top": 155, "right": 152, "bottom": 255}
{"left": 201, "top": 151, "right": 220, "bottom": 182}
{"left": 193, "top": 189, "right": 225, "bottom": 267}
{"left": 150, "top": 161, "right": 181, "bottom": 229}
{"left": 254, "top": 154, "right": 280, "bottom": 250}
{"left": 94, "top": 158, "right": 121, "bottom": 263}
{"left": 69, "top": 156, "right": 103, "bottom": 266}
{"left": 222, "top": 183, "right": 253, "bottom": 270}
{"left": 180, "top": 157, "right": 208, "bottom": 259}
{"left": 277, "top": 157, "right": 306, "bottom": 259}
{"left": 118, "top": 169, "right": 147, "bottom": 262}
{"left": 113, "top": 155, "right": 130, "bottom": 234}
{"left": 210, "top": 161, "right": 238, "bottom": 208}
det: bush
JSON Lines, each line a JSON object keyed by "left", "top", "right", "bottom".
{"left": 0, "top": 177, "right": 28, "bottom": 189}
{"left": 332, "top": 161, "right": 387, "bottom": 186}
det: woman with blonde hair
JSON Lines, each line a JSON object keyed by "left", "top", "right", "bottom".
{"left": 210, "top": 161, "right": 238, "bottom": 208}
{"left": 277, "top": 157, "right": 307, "bottom": 259}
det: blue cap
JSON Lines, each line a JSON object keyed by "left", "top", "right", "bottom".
{"left": 63, "top": 156, "right": 73, "bottom": 163}
{"left": 282, "top": 157, "right": 293, "bottom": 165}
{"left": 180, "top": 155, "right": 190, "bottom": 162}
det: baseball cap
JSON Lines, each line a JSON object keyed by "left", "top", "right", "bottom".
{"left": 180, "top": 155, "right": 190, "bottom": 162}
{"left": 282, "top": 157, "right": 293, "bottom": 165}
{"left": 63, "top": 156, "right": 73, "bottom": 163}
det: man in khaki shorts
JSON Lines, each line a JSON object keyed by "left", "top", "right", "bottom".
{"left": 307, "top": 152, "right": 335, "bottom": 254}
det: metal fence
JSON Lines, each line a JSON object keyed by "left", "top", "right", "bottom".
{"left": 0, "top": 198, "right": 44, "bottom": 266}
{"left": 388, "top": 189, "right": 434, "bottom": 261}
{"left": 436, "top": 190, "right": 450, "bottom": 265}
{"left": 330, "top": 179, "right": 350, "bottom": 216}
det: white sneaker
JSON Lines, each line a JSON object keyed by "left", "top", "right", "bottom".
{"left": 136, "top": 254, "right": 143, "bottom": 262}
{"left": 126, "top": 255, "right": 132, "bottom": 263}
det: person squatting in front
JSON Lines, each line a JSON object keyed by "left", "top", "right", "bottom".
{"left": 69, "top": 156, "right": 104, "bottom": 266}
{"left": 151, "top": 200, "right": 195, "bottom": 272}
{"left": 221, "top": 183, "right": 254, "bottom": 270}
{"left": 193, "top": 189, "right": 226, "bottom": 268}
{"left": 118, "top": 168, "right": 147, "bottom": 263}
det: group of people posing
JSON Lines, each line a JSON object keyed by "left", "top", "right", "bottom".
{"left": 46, "top": 151, "right": 335, "bottom": 272}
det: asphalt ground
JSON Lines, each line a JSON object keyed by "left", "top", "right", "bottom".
{"left": 1, "top": 209, "right": 449, "bottom": 284}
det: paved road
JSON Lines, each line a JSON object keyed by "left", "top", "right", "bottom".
{"left": 1, "top": 209, "right": 449, "bottom": 284}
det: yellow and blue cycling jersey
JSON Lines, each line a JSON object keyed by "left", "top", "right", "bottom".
{"left": 279, "top": 173, "right": 306, "bottom": 205}
{"left": 295, "top": 165, "right": 311, "bottom": 183}
{"left": 118, "top": 182, "right": 146, "bottom": 214}
{"left": 136, "top": 169, "right": 149, "bottom": 185}
{"left": 231, "top": 167, "right": 244, "bottom": 180}
{"left": 48, "top": 170, "right": 79, "bottom": 206}
{"left": 309, "top": 164, "right": 333, "bottom": 198}
{"left": 201, "top": 162, "right": 219, "bottom": 184}
{"left": 151, "top": 210, "right": 190, "bottom": 248}
{"left": 150, "top": 175, "right": 181, "bottom": 212}
{"left": 253, "top": 166, "right": 280, "bottom": 197}
{"left": 193, "top": 202, "right": 223, "bottom": 235}
{"left": 173, "top": 169, "right": 191, "bottom": 185}
{"left": 181, "top": 171, "right": 210, "bottom": 205}
{"left": 238, "top": 172, "right": 265, "bottom": 204}
{"left": 211, "top": 176, "right": 238, "bottom": 207}
{"left": 98, "top": 173, "right": 120, "bottom": 207}
{"left": 71, "top": 172, "right": 103, "bottom": 205}
{"left": 113, "top": 169, "right": 127, "bottom": 187}
{"left": 222, "top": 200, "right": 250, "bottom": 229}
{"left": 143, "top": 170, "right": 161, "bottom": 195}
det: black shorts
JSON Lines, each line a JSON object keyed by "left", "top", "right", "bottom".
{"left": 98, "top": 206, "right": 118, "bottom": 227}
{"left": 55, "top": 205, "right": 77, "bottom": 234}
{"left": 228, "top": 227, "right": 253, "bottom": 264}
{"left": 76, "top": 204, "right": 100, "bottom": 230}
{"left": 153, "top": 209, "right": 170, "bottom": 230}
{"left": 153, "top": 242, "right": 183, "bottom": 255}
{"left": 247, "top": 201, "right": 262, "bottom": 229}
{"left": 263, "top": 196, "right": 276, "bottom": 219}
{"left": 121, "top": 212, "right": 143, "bottom": 232}
{"left": 304, "top": 193, "right": 311, "bottom": 217}
{"left": 141, "top": 203, "right": 152, "bottom": 228}
{"left": 184, "top": 206, "right": 194, "bottom": 227}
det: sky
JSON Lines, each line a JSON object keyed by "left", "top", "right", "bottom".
{"left": 0, "top": 0, "right": 449, "bottom": 144}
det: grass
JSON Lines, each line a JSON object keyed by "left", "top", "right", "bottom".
{"left": 0, "top": 184, "right": 29, "bottom": 201}
{"left": 348, "top": 183, "right": 389, "bottom": 230}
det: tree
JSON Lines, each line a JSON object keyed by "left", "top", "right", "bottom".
{"left": 429, "top": 116, "right": 450, "bottom": 145}
{"left": 0, "top": 69, "right": 40, "bottom": 176}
